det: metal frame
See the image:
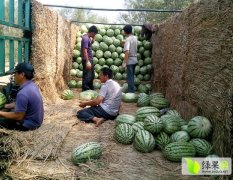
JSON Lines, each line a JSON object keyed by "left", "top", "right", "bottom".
{"left": 0, "top": 0, "right": 31, "bottom": 76}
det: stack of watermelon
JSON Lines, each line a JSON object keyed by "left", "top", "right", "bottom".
{"left": 114, "top": 94, "right": 215, "bottom": 162}
{"left": 70, "top": 25, "right": 152, "bottom": 93}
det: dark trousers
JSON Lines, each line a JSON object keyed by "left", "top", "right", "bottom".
{"left": 0, "top": 118, "right": 29, "bottom": 131}
{"left": 82, "top": 60, "right": 94, "bottom": 91}
{"left": 127, "top": 64, "right": 136, "bottom": 93}
{"left": 77, "top": 106, "right": 117, "bottom": 122}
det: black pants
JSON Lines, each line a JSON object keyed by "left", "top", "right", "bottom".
{"left": 82, "top": 60, "right": 94, "bottom": 91}
{"left": 77, "top": 106, "right": 117, "bottom": 122}
{"left": 0, "top": 118, "right": 29, "bottom": 131}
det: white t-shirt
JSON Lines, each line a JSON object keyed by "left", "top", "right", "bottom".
{"left": 99, "top": 79, "right": 122, "bottom": 116}
{"left": 123, "top": 35, "right": 138, "bottom": 65}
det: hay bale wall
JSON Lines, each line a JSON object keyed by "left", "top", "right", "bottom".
{"left": 30, "top": 0, "right": 78, "bottom": 103}
{"left": 152, "top": 0, "right": 233, "bottom": 157}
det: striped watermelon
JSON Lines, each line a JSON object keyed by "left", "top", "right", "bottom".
{"left": 61, "top": 89, "right": 74, "bottom": 100}
{"left": 154, "top": 132, "right": 170, "bottom": 150}
{"left": 163, "top": 142, "right": 196, "bottom": 162}
{"left": 170, "top": 131, "right": 190, "bottom": 142}
{"left": 161, "top": 115, "right": 181, "bottom": 134}
{"left": 122, "top": 93, "right": 138, "bottom": 103}
{"left": 144, "top": 115, "right": 163, "bottom": 134}
{"left": 116, "top": 114, "right": 136, "bottom": 125}
{"left": 71, "top": 142, "right": 102, "bottom": 164}
{"left": 138, "top": 93, "right": 147, "bottom": 99}
{"left": 181, "top": 125, "right": 188, "bottom": 132}
{"left": 136, "top": 107, "right": 160, "bottom": 122}
{"left": 149, "top": 93, "right": 164, "bottom": 99}
{"left": 0, "top": 92, "right": 7, "bottom": 109}
{"left": 150, "top": 97, "right": 170, "bottom": 109}
{"left": 166, "top": 110, "right": 181, "bottom": 117}
{"left": 133, "top": 130, "right": 155, "bottom": 153}
{"left": 189, "top": 138, "right": 213, "bottom": 157}
{"left": 187, "top": 116, "right": 212, "bottom": 138}
{"left": 137, "top": 94, "right": 150, "bottom": 107}
{"left": 115, "top": 124, "right": 135, "bottom": 144}
{"left": 132, "top": 122, "right": 144, "bottom": 132}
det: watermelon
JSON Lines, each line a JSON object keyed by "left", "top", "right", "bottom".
{"left": 166, "top": 110, "right": 181, "bottom": 117}
{"left": 137, "top": 84, "right": 149, "bottom": 94}
{"left": 0, "top": 92, "right": 7, "bottom": 109}
{"left": 61, "top": 89, "right": 74, "bottom": 100}
{"left": 150, "top": 97, "right": 170, "bottom": 109}
{"left": 71, "top": 142, "right": 102, "bottom": 164}
{"left": 154, "top": 132, "right": 170, "bottom": 150}
{"left": 77, "top": 81, "right": 82, "bottom": 88}
{"left": 115, "top": 73, "right": 123, "bottom": 80}
{"left": 70, "top": 69, "right": 77, "bottom": 76}
{"left": 116, "top": 114, "right": 136, "bottom": 125}
{"left": 163, "top": 142, "right": 196, "bottom": 162}
{"left": 137, "top": 94, "right": 150, "bottom": 107}
{"left": 132, "top": 122, "right": 144, "bottom": 132}
{"left": 99, "top": 42, "right": 108, "bottom": 51}
{"left": 136, "top": 107, "right": 160, "bottom": 122}
{"left": 133, "top": 130, "right": 155, "bottom": 153}
{"left": 149, "top": 93, "right": 164, "bottom": 99}
{"left": 79, "top": 90, "right": 98, "bottom": 100}
{"left": 95, "top": 50, "right": 104, "bottom": 58}
{"left": 161, "top": 115, "right": 181, "bottom": 134}
{"left": 95, "top": 34, "right": 102, "bottom": 42}
{"left": 187, "top": 116, "right": 212, "bottom": 138}
{"left": 99, "top": 29, "right": 106, "bottom": 36}
{"left": 189, "top": 138, "right": 213, "bottom": 157}
{"left": 93, "top": 81, "right": 101, "bottom": 89}
{"left": 170, "top": 131, "right": 190, "bottom": 142}
{"left": 115, "top": 124, "right": 135, "bottom": 145}
{"left": 181, "top": 125, "right": 188, "bottom": 132}
{"left": 144, "top": 115, "right": 163, "bottom": 134}
{"left": 68, "top": 80, "right": 77, "bottom": 88}
{"left": 121, "top": 93, "right": 138, "bottom": 103}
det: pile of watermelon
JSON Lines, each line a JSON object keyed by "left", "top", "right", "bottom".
{"left": 69, "top": 24, "right": 152, "bottom": 93}
{"left": 114, "top": 92, "right": 216, "bottom": 162}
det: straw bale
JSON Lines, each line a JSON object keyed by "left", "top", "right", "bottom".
{"left": 0, "top": 129, "right": 21, "bottom": 174}
{"left": 13, "top": 101, "right": 77, "bottom": 161}
{"left": 56, "top": 15, "right": 72, "bottom": 89}
{"left": 152, "top": 0, "right": 233, "bottom": 157}
{"left": 30, "top": 0, "right": 79, "bottom": 103}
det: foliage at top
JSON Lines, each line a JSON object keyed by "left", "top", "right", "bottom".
{"left": 118, "top": 0, "right": 198, "bottom": 24}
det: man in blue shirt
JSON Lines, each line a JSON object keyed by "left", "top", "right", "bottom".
{"left": 0, "top": 63, "right": 44, "bottom": 131}
{"left": 81, "top": 25, "right": 98, "bottom": 91}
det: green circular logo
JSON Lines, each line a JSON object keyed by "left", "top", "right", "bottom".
{"left": 219, "top": 161, "right": 228, "bottom": 170}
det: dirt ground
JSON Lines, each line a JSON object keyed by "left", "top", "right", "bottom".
{"left": 3, "top": 89, "right": 218, "bottom": 180}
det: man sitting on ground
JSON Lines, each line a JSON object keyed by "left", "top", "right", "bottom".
{"left": 0, "top": 63, "right": 44, "bottom": 131}
{"left": 77, "top": 67, "right": 122, "bottom": 127}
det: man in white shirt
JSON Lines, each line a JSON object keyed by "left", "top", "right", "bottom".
{"left": 122, "top": 25, "right": 138, "bottom": 93}
{"left": 77, "top": 67, "right": 122, "bottom": 127}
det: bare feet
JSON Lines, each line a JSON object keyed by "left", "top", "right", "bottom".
{"left": 92, "top": 117, "right": 105, "bottom": 127}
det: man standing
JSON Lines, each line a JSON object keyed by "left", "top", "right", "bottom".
{"left": 0, "top": 63, "right": 44, "bottom": 131}
{"left": 77, "top": 67, "right": 122, "bottom": 127}
{"left": 122, "top": 25, "right": 138, "bottom": 93}
{"left": 81, "top": 25, "right": 98, "bottom": 91}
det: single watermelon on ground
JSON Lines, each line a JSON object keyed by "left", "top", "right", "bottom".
{"left": 71, "top": 142, "right": 102, "bottom": 164}
{"left": 163, "top": 142, "right": 196, "bottom": 162}
{"left": 187, "top": 116, "right": 212, "bottom": 138}
{"left": 133, "top": 130, "right": 155, "bottom": 153}
{"left": 115, "top": 123, "right": 135, "bottom": 145}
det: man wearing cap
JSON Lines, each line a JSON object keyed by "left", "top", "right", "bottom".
{"left": 0, "top": 63, "right": 44, "bottom": 131}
